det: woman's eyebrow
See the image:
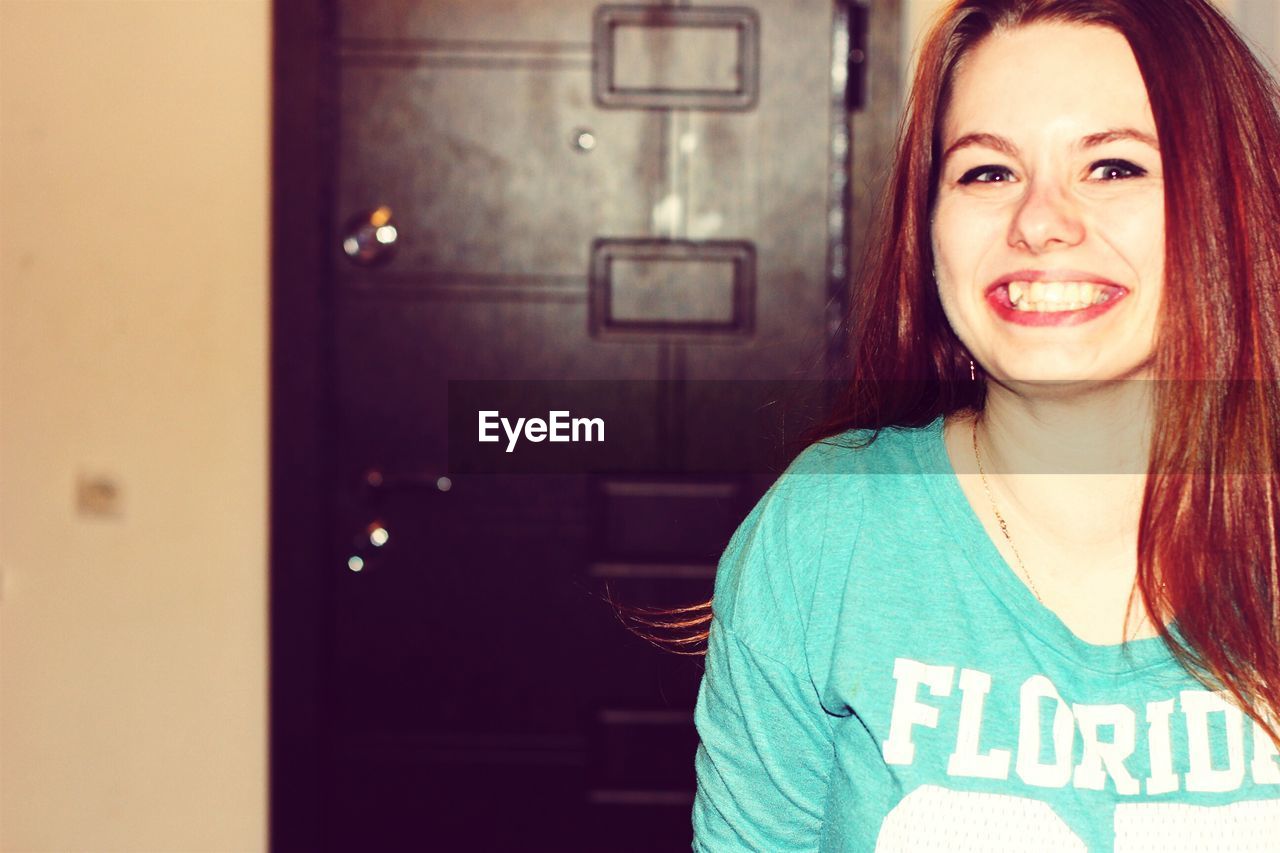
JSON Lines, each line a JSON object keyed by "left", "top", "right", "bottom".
{"left": 942, "top": 127, "right": 1160, "bottom": 161}
{"left": 943, "top": 132, "right": 1018, "bottom": 160}
{"left": 1080, "top": 128, "right": 1160, "bottom": 150}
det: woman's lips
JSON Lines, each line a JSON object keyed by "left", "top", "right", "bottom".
{"left": 985, "top": 278, "right": 1129, "bottom": 327}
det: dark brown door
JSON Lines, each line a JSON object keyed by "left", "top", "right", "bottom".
{"left": 272, "top": 1, "right": 900, "bottom": 850}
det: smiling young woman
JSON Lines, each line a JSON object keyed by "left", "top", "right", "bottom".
{"left": 933, "top": 23, "right": 1165, "bottom": 385}
{"left": 684, "top": 0, "right": 1280, "bottom": 849}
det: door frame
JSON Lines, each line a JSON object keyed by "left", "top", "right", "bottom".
{"left": 271, "top": 0, "right": 335, "bottom": 850}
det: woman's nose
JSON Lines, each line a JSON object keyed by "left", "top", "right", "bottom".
{"left": 1008, "top": 180, "right": 1086, "bottom": 253}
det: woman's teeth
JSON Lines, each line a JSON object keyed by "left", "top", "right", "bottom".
{"left": 1006, "top": 281, "right": 1112, "bottom": 312}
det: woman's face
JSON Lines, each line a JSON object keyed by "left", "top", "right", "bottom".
{"left": 932, "top": 23, "right": 1165, "bottom": 385}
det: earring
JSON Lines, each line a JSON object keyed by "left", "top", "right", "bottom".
{"left": 970, "top": 360, "right": 976, "bottom": 382}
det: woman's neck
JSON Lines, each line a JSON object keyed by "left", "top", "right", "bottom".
{"left": 977, "top": 379, "right": 1155, "bottom": 478}
{"left": 945, "top": 380, "right": 1161, "bottom": 643}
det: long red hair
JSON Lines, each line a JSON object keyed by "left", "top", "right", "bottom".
{"left": 626, "top": 0, "right": 1280, "bottom": 744}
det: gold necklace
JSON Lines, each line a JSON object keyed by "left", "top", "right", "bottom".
{"left": 971, "top": 418, "right": 1045, "bottom": 603}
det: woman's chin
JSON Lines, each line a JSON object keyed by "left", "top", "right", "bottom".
{"left": 983, "top": 353, "right": 1155, "bottom": 389}
{"left": 989, "top": 370, "right": 1156, "bottom": 399}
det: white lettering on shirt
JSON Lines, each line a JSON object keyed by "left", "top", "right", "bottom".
{"left": 881, "top": 656, "right": 1277, "bottom": 795}
{"left": 1072, "top": 703, "right": 1139, "bottom": 794}
{"left": 1183, "top": 689, "right": 1246, "bottom": 792}
{"left": 946, "top": 668, "right": 1011, "bottom": 779}
{"left": 883, "top": 658, "right": 954, "bottom": 765}
{"left": 1145, "top": 699, "right": 1179, "bottom": 794}
{"left": 1016, "top": 675, "right": 1075, "bottom": 788}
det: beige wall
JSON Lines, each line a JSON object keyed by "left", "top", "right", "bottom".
{"left": 0, "top": 1, "right": 268, "bottom": 851}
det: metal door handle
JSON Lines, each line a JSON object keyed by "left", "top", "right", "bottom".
{"left": 341, "top": 205, "right": 398, "bottom": 266}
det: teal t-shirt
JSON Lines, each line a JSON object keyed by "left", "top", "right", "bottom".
{"left": 692, "top": 417, "right": 1280, "bottom": 851}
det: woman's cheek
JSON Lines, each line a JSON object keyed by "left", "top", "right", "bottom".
{"left": 1092, "top": 190, "right": 1163, "bottom": 231}
{"left": 1093, "top": 205, "right": 1164, "bottom": 271}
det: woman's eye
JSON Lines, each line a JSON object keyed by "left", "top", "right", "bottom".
{"left": 958, "top": 166, "right": 1015, "bottom": 185}
{"left": 1088, "top": 159, "right": 1146, "bottom": 180}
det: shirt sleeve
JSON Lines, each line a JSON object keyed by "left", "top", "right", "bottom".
{"left": 691, "top": 616, "right": 834, "bottom": 851}
{"left": 690, "top": 440, "right": 864, "bottom": 850}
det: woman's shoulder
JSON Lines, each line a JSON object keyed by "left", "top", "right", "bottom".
{"left": 711, "top": 420, "right": 943, "bottom": 664}
{"left": 728, "top": 419, "right": 942, "bottom": 561}
{"left": 782, "top": 421, "right": 937, "bottom": 478}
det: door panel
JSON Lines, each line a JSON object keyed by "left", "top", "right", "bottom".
{"left": 340, "top": 0, "right": 606, "bottom": 43}
{"left": 336, "top": 60, "right": 659, "bottom": 277}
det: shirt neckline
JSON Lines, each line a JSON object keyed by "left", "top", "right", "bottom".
{"left": 910, "top": 415, "right": 1177, "bottom": 675}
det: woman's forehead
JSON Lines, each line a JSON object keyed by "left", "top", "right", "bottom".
{"left": 942, "top": 22, "right": 1157, "bottom": 147}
